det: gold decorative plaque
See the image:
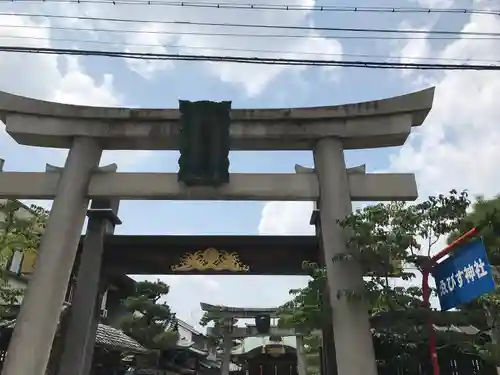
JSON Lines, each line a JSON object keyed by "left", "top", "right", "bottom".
{"left": 171, "top": 248, "right": 250, "bottom": 272}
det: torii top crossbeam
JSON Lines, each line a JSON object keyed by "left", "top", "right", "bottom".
{"left": 0, "top": 88, "right": 434, "bottom": 150}
{"left": 200, "top": 302, "right": 280, "bottom": 319}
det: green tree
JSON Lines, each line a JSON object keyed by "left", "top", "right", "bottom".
{"left": 0, "top": 200, "right": 48, "bottom": 319}
{"left": 278, "top": 191, "right": 478, "bottom": 362}
{"left": 448, "top": 195, "right": 500, "bottom": 363}
{"left": 120, "top": 280, "right": 179, "bottom": 351}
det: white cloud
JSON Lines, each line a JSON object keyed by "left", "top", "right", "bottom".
{"left": 0, "top": 0, "right": 342, "bottom": 97}
{"left": 390, "top": 11, "right": 500, "bottom": 200}
{"left": 0, "top": 14, "right": 119, "bottom": 115}
{"left": 0, "top": 13, "right": 154, "bottom": 170}
{"left": 259, "top": 10, "right": 500, "bottom": 238}
{"left": 411, "top": 0, "right": 454, "bottom": 8}
{"left": 0, "top": 13, "right": 154, "bottom": 216}
{"left": 124, "top": 23, "right": 175, "bottom": 79}
{"left": 395, "top": 22, "right": 432, "bottom": 69}
{"left": 198, "top": 30, "right": 341, "bottom": 97}
{"left": 115, "top": 1, "right": 343, "bottom": 97}
{"left": 53, "top": 57, "right": 120, "bottom": 106}
{"left": 259, "top": 201, "right": 314, "bottom": 235}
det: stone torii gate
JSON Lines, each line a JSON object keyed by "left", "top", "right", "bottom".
{"left": 201, "top": 303, "right": 282, "bottom": 375}
{"left": 0, "top": 87, "right": 434, "bottom": 375}
{"left": 201, "top": 302, "right": 309, "bottom": 375}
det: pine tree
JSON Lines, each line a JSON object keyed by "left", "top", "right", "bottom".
{"left": 120, "top": 280, "right": 179, "bottom": 350}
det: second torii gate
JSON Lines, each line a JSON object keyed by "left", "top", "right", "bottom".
{"left": 201, "top": 302, "right": 310, "bottom": 375}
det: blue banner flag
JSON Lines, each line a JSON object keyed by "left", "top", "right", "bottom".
{"left": 432, "top": 239, "right": 496, "bottom": 311}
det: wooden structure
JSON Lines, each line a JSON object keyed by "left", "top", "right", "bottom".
{"left": 100, "top": 235, "right": 318, "bottom": 275}
{"left": 374, "top": 338, "right": 496, "bottom": 375}
{"left": 372, "top": 311, "right": 497, "bottom": 375}
{"left": 233, "top": 340, "right": 298, "bottom": 375}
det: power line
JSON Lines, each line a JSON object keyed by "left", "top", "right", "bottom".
{"left": 3, "top": 12, "right": 500, "bottom": 37}
{"left": 3, "top": 22, "right": 498, "bottom": 41}
{"left": 3, "top": 33, "right": 500, "bottom": 64}
{"left": 2, "top": 0, "right": 499, "bottom": 17}
{"left": 2, "top": 45, "right": 500, "bottom": 70}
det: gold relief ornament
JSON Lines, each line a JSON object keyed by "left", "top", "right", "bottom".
{"left": 171, "top": 247, "right": 250, "bottom": 272}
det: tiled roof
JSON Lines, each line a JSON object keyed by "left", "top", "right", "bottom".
{"left": 95, "top": 324, "right": 148, "bottom": 354}
{"left": 0, "top": 319, "right": 148, "bottom": 354}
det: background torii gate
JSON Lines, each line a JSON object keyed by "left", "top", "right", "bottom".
{"left": 0, "top": 87, "right": 434, "bottom": 375}
{"left": 200, "top": 302, "right": 311, "bottom": 375}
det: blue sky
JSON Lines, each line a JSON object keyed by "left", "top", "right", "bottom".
{"left": 1, "top": 0, "right": 500, "bottom": 328}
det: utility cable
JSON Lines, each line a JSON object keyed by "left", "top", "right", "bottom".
{"left": 1, "top": 0, "right": 499, "bottom": 17}
{"left": 2, "top": 22, "right": 497, "bottom": 41}
{"left": 1, "top": 45, "right": 500, "bottom": 70}
{"left": 2, "top": 33, "right": 500, "bottom": 64}
{"left": 3, "top": 11, "right": 500, "bottom": 37}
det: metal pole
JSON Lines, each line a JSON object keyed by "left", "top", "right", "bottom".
{"left": 0, "top": 158, "right": 4, "bottom": 171}
{"left": 422, "top": 227, "right": 479, "bottom": 375}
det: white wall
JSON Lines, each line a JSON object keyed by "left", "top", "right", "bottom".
{"left": 178, "top": 325, "right": 193, "bottom": 342}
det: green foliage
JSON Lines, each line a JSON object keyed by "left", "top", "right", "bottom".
{"left": 447, "top": 195, "right": 500, "bottom": 363}
{"left": 450, "top": 195, "right": 500, "bottom": 264}
{"left": 302, "top": 335, "right": 321, "bottom": 375}
{"left": 281, "top": 190, "right": 470, "bottom": 322}
{"left": 119, "top": 280, "right": 179, "bottom": 351}
{"left": 279, "top": 264, "right": 325, "bottom": 332}
{"left": 0, "top": 201, "right": 47, "bottom": 266}
{"left": 0, "top": 201, "right": 48, "bottom": 319}
{"left": 278, "top": 190, "right": 480, "bottom": 364}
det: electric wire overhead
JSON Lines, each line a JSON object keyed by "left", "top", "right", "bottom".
{"left": 1, "top": 0, "right": 499, "bottom": 17}
{"left": 2, "top": 22, "right": 498, "bottom": 41}
{"left": 4, "top": 11, "right": 500, "bottom": 37}
{"left": 1, "top": 45, "right": 500, "bottom": 70}
{"left": 1, "top": 3, "right": 498, "bottom": 67}
{"left": 3, "top": 33, "right": 499, "bottom": 63}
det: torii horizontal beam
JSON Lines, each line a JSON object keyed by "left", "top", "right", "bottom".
{"left": 0, "top": 172, "right": 417, "bottom": 201}
{"left": 207, "top": 326, "right": 305, "bottom": 338}
{"left": 200, "top": 302, "right": 280, "bottom": 319}
{"left": 0, "top": 88, "right": 434, "bottom": 150}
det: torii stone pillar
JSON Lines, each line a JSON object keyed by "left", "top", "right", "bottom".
{"left": 221, "top": 319, "right": 234, "bottom": 375}
{"left": 301, "top": 165, "right": 366, "bottom": 375}
{"left": 295, "top": 335, "right": 307, "bottom": 375}
{"left": 57, "top": 180, "right": 121, "bottom": 375}
{"left": 2, "top": 138, "right": 102, "bottom": 375}
{"left": 314, "top": 138, "right": 376, "bottom": 375}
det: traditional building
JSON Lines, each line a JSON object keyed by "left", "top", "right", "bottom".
{"left": 232, "top": 337, "right": 299, "bottom": 375}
